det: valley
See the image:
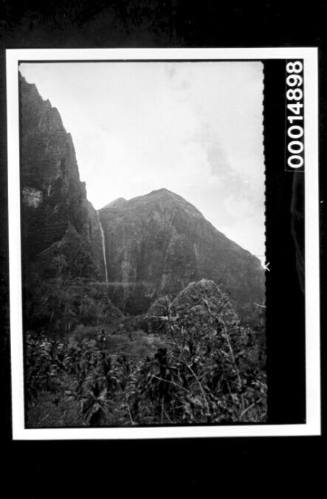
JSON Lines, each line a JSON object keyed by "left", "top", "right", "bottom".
{"left": 20, "top": 72, "right": 267, "bottom": 427}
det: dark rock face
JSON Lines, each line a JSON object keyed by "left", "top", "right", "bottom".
{"left": 99, "top": 189, "right": 265, "bottom": 315}
{"left": 20, "top": 74, "right": 105, "bottom": 281}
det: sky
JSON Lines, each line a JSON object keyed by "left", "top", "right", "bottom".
{"left": 20, "top": 61, "right": 265, "bottom": 262}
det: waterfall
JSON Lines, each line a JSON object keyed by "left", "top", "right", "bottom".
{"left": 97, "top": 211, "right": 108, "bottom": 283}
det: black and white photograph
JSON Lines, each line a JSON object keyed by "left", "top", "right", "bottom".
{"left": 19, "top": 58, "right": 266, "bottom": 429}
{"left": 6, "top": 48, "right": 320, "bottom": 439}
{"left": 1, "top": 2, "right": 326, "bottom": 495}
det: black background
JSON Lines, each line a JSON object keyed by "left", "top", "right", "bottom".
{"left": 264, "top": 60, "right": 306, "bottom": 424}
{"left": 0, "top": 0, "right": 326, "bottom": 494}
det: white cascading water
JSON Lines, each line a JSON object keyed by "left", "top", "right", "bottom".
{"left": 97, "top": 211, "right": 108, "bottom": 283}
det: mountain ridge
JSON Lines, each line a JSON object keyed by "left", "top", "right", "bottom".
{"left": 99, "top": 187, "right": 264, "bottom": 316}
{"left": 102, "top": 187, "right": 262, "bottom": 264}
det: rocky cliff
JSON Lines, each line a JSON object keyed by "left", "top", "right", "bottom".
{"left": 19, "top": 73, "right": 105, "bottom": 281}
{"left": 99, "top": 188, "right": 265, "bottom": 315}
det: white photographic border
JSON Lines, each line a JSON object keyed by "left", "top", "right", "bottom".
{"left": 6, "top": 47, "right": 320, "bottom": 440}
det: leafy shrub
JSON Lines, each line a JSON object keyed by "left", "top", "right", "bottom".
{"left": 127, "top": 281, "right": 266, "bottom": 424}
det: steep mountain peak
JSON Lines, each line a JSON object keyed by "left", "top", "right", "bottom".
{"left": 102, "top": 197, "right": 127, "bottom": 210}
{"left": 141, "top": 187, "right": 188, "bottom": 202}
{"left": 148, "top": 187, "right": 176, "bottom": 196}
{"left": 101, "top": 188, "right": 205, "bottom": 222}
{"left": 145, "top": 188, "right": 199, "bottom": 209}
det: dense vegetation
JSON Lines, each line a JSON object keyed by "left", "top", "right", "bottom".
{"left": 25, "top": 279, "right": 267, "bottom": 427}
